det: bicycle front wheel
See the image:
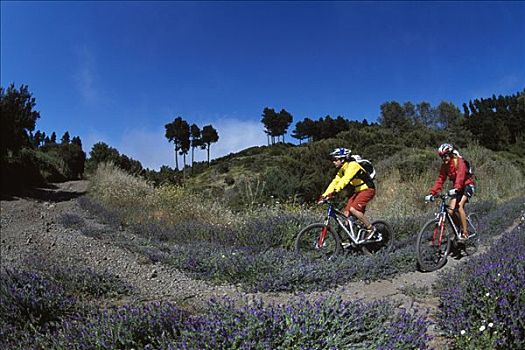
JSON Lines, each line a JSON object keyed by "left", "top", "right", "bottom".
{"left": 416, "top": 218, "right": 452, "bottom": 272}
{"left": 295, "top": 223, "right": 342, "bottom": 260}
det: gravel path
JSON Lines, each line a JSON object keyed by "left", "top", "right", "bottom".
{"left": 1, "top": 181, "right": 243, "bottom": 311}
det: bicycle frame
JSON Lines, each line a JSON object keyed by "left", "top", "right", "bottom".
{"left": 431, "top": 194, "right": 475, "bottom": 246}
{"left": 322, "top": 201, "right": 380, "bottom": 246}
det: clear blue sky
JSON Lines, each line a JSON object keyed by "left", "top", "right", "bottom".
{"left": 2, "top": 1, "right": 524, "bottom": 170}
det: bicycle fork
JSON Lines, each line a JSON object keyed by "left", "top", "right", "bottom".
{"left": 316, "top": 217, "right": 331, "bottom": 249}
{"left": 317, "top": 225, "right": 328, "bottom": 248}
{"left": 432, "top": 214, "right": 446, "bottom": 247}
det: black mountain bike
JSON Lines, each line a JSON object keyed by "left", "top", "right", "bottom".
{"left": 295, "top": 199, "right": 394, "bottom": 260}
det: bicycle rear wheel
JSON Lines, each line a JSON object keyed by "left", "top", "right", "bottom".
{"left": 295, "top": 223, "right": 342, "bottom": 260}
{"left": 416, "top": 218, "right": 451, "bottom": 272}
{"left": 464, "top": 213, "right": 480, "bottom": 256}
{"left": 361, "top": 220, "right": 394, "bottom": 255}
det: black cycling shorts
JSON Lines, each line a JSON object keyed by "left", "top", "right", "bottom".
{"left": 457, "top": 184, "right": 475, "bottom": 199}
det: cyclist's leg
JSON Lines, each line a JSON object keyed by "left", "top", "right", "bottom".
{"left": 457, "top": 195, "right": 469, "bottom": 238}
{"left": 347, "top": 189, "right": 375, "bottom": 230}
{"left": 457, "top": 185, "right": 475, "bottom": 238}
{"left": 343, "top": 193, "right": 357, "bottom": 218}
{"left": 447, "top": 197, "right": 460, "bottom": 228}
{"left": 349, "top": 207, "right": 369, "bottom": 228}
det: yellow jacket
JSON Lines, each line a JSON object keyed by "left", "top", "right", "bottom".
{"left": 322, "top": 161, "right": 373, "bottom": 196}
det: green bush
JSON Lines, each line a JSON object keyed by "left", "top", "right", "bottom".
{"left": 1, "top": 149, "right": 47, "bottom": 193}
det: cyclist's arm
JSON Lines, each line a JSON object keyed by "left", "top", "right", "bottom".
{"left": 322, "top": 162, "right": 360, "bottom": 196}
{"left": 430, "top": 164, "right": 448, "bottom": 195}
{"left": 322, "top": 173, "right": 342, "bottom": 197}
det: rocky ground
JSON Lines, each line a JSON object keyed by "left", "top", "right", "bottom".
{"left": 1, "top": 180, "right": 519, "bottom": 347}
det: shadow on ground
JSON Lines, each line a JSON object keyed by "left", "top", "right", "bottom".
{"left": 1, "top": 184, "right": 86, "bottom": 203}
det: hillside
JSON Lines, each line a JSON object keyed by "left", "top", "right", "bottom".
{"left": 183, "top": 142, "right": 524, "bottom": 216}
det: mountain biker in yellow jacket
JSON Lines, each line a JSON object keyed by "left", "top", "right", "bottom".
{"left": 319, "top": 148, "right": 376, "bottom": 239}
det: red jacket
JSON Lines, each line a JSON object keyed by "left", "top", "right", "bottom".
{"left": 430, "top": 157, "right": 475, "bottom": 195}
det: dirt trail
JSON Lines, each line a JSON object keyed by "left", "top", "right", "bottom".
{"left": 1, "top": 181, "right": 239, "bottom": 310}
{"left": 1, "top": 180, "right": 519, "bottom": 346}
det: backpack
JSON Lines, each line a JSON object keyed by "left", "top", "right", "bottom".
{"left": 350, "top": 155, "right": 376, "bottom": 180}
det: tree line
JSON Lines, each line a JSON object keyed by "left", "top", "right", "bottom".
{"left": 261, "top": 107, "right": 293, "bottom": 145}
{"left": 1, "top": 83, "right": 86, "bottom": 191}
{"left": 262, "top": 89, "right": 524, "bottom": 155}
{"left": 463, "top": 92, "right": 524, "bottom": 153}
{"left": 86, "top": 142, "right": 143, "bottom": 175}
{"left": 164, "top": 117, "right": 219, "bottom": 170}
{"left": 1, "top": 84, "right": 40, "bottom": 158}
{"left": 292, "top": 116, "right": 371, "bottom": 143}
{"left": 260, "top": 107, "right": 368, "bottom": 145}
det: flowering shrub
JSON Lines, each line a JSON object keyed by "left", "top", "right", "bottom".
{"left": 176, "top": 297, "right": 431, "bottom": 349}
{"left": 474, "top": 197, "right": 523, "bottom": 239}
{"left": 78, "top": 192, "right": 525, "bottom": 294}
{"left": 3, "top": 292, "right": 430, "bottom": 349}
{"left": 0, "top": 268, "right": 78, "bottom": 349}
{"left": 435, "top": 225, "right": 525, "bottom": 349}
{"left": 48, "top": 302, "right": 189, "bottom": 349}
{"left": 23, "top": 255, "right": 135, "bottom": 298}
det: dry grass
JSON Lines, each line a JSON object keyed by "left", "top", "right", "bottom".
{"left": 368, "top": 168, "right": 433, "bottom": 220}
{"left": 368, "top": 144, "right": 524, "bottom": 220}
{"left": 146, "top": 183, "right": 237, "bottom": 226}
{"left": 89, "top": 163, "right": 154, "bottom": 209}
{"left": 89, "top": 162, "right": 237, "bottom": 227}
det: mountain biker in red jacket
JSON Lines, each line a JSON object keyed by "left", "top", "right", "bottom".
{"left": 425, "top": 143, "right": 476, "bottom": 242}
{"left": 319, "top": 148, "right": 376, "bottom": 240}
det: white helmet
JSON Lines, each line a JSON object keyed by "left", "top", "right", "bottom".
{"left": 329, "top": 147, "right": 351, "bottom": 159}
{"left": 438, "top": 143, "right": 454, "bottom": 157}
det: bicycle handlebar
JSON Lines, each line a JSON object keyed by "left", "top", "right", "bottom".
{"left": 319, "top": 198, "right": 332, "bottom": 205}
{"left": 425, "top": 193, "right": 450, "bottom": 203}
{"left": 318, "top": 199, "right": 351, "bottom": 219}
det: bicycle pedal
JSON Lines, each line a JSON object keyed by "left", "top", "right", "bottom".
{"left": 342, "top": 242, "right": 352, "bottom": 249}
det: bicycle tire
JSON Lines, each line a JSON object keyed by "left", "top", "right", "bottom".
{"left": 464, "top": 213, "right": 480, "bottom": 256}
{"left": 295, "top": 223, "right": 342, "bottom": 260}
{"left": 416, "top": 218, "right": 451, "bottom": 272}
{"left": 361, "top": 220, "right": 394, "bottom": 255}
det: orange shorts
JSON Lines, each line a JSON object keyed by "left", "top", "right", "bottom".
{"left": 344, "top": 188, "right": 375, "bottom": 214}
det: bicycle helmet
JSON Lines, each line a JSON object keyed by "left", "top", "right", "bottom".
{"left": 437, "top": 143, "right": 454, "bottom": 157}
{"left": 329, "top": 147, "right": 351, "bottom": 160}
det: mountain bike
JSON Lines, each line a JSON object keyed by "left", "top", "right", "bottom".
{"left": 294, "top": 199, "right": 394, "bottom": 259}
{"left": 416, "top": 193, "right": 480, "bottom": 272}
